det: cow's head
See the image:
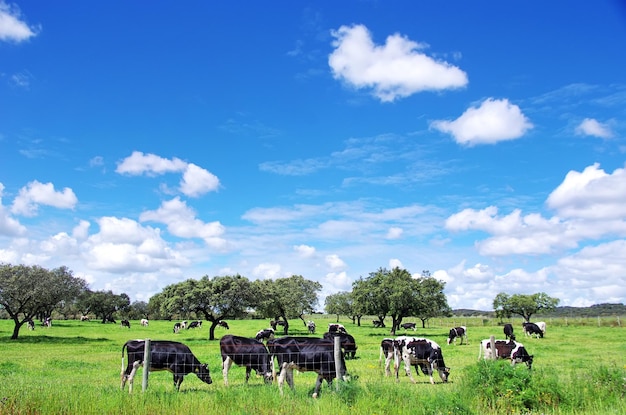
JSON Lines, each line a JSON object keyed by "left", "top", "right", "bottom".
{"left": 263, "top": 371, "right": 274, "bottom": 384}
{"left": 196, "top": 363, "right": 213, "bottom": 385}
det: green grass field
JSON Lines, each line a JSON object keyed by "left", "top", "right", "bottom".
{"left": 0, "top": 316, "right": 625, "bottom": 414}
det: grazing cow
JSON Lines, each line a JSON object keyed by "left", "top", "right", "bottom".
{"left": 187, "top": 320, "right": 202, "bottom": 329}
{"left": 220, "top": 335, "right": 273, "bottom": 386}
{"left": 255, "top": 328, "right": 275, "bottom": 342}
{"left": 269, "top": 320, "right": 286, "bottom": 331}
{"left": 323, "top": 331, "right": 358, "bottom": 359}
{"left": 478, "top": 339, "right": 534, "bottom": 369}
{"left": 173, "top": 322, "right": 182, "bottom": 333}
{"left": 27, "top": 319, "right": 35, "bottom": 330}
{"left": 328, "top": 323, "right": 347, "bottom": 334}
{"left": 217, "top": 320, "right": 229, "bottom": 330}
{"left": 522, "top": 322, "right": 544, "bottom": 338}
{"left": 307, "top": 321, "right": 316, "bottom": 334}
{"left": 43, "top": 317, "right": 52, "bottom": 328}
{"left": 447, "top": 326, "right": 468, "bottom": 345}
{"left": 535, "top": 321, "right": 546, "bottom": 334}
{"left": 373, "top": 320, "right": 383, "bottom": 328}
{"left": 80, "top": 315, "right": 90, "bottom": 322}
{"left": 503, "top": 323, "right": 515, "bottom": 340}
{"left": 379, "top": 338, "right": 395, "bottom": 376}
{"left": 121, "top": 319, "right": 131, "bottom": 329}
{"left": 394, "top": 336, "right": 450, "bottom": 384}
{"left": 400, "top": 322, "right": 417, "bottom": 331}
{"left": 268, "top": 336, "right": 348, "bottom": 398}
{"left": 180, "top": 320, "right": 188, "bottom": 329}
{"left": 140, "top": 319, "right": 149, "bottom": 327}
{"left": 120, "top": 340, "right": 212, "bottom": 393}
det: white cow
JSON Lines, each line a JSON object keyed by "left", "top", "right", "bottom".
{"left": 140, "top": 319, "right": 149, "bottom": 327}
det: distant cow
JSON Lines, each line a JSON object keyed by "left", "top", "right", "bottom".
{"left": 307, "top": 321, "right": 316, "bottom": 334}
{"left": 80, "top": 316, "right": 90, "bottom": 322}
{"left": 535, "top": 321, "right": 546, "bottom": 334}
{"left": 217, "top": 320, "right": 229, "bottom": 330}
{"left": 121, "top": 340, "right": 212, "bottom": 392}
{"left": 373, "top": 320, "right": 383, "bottom": 328}
{"left": 27, "top": 319, "right": 35, "bottom": 330}
{"left": 447, "top": 326, "right": 468, "bottom": 345}
{"left": 380, "top": 338, "right": 395, "bottom": 376}
{"left": 400, "top": 322, "right": 417, "bottom": 331}
{"left": 140, "top": 319, "right": 149, "bottom": 327}
{"left": 328, "top": 323, "right": 347, "bottom": 334}
{"left": 43, "top": 317, "right": 52, "bottom": 327}
{"left": 503, "top": 323, "right": 515, "bottom": 340}
{"left": 394, "top": 336, "right": 450, "bottom": 384}
{"left": 270, "top": 320, "right": 286, "bottom": 330}
{"left": 323, "top": 331, "right": 358, "bottom": 359}
{"left": 522, "top": 322, "right": 544, "bottom": 338}
{"left": 478, "top": 339, "right": 534, "bottom": 369}
{"left": 268, "top": 336, "right": 348, "bottom": 398}
{"left": 121, "top": 319, "right": 131, "bottom": 329}
{"left": 173, "top": 322, "right": 182, "bottom": 333}
{"left": 187, "top": 320, "right": 202, "bottom": 329}
{"left": 220, "top": 335, "right": 273, "bottom": 386}
{"left": 255, "top": 328, "right": 275, "bottom": 342}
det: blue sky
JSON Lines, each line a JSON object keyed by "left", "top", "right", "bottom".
{"left": 2, "top": 1, "right": 626, "bottom": 310}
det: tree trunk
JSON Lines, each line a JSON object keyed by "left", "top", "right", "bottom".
{"left": 11, "top": 318, "right": 22, "bottom": 340}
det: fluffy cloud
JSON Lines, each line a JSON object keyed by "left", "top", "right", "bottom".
{"left": 179, "top": 163, "right": 220, "bottom": 197}
{"left": 325, "top": 254, "right": 347, "bottom": 271}
{"left": 329, "top": 24, "right": 467, "bottom": 102}
{"left": 11, "top": 180, "right": 77, "bottom": 217}
{"left": 0, "top": 1, "right": 39, "bottom": 43}
{"left": 294, "top": 244, "right": 316, "bottom": 258}
{"left": 575, "top": 118, "right": 613, "bottom": 138}
{"left": 431, "top": 98, "right": 533, "bottom": 145}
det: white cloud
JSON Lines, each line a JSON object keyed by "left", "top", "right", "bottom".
{"left": 389, "top": 258, "right": 403, "bottom": 269}
{"left": 179, "top": 163, "right": 220, "bottom": 197}
{"left": 325, "top": 254, "right": 346, "bottom": 271}
{"left": 0, "top": 183, "right": 26, "bottom": 236}
{"left": 386, "top": 227, "right": 403, "bottom": 239}
{"left": 294, "top": 244, "right": 316, "bottom": 258}
{"left": 139, "top": 197, "right": 226, "bottom": 249}
{"left": 72, "top": 220, "right": 90, "bottom": 240}
{"left": 328, "top": 24, "right": 468, "bottom": 102}
{"left": 575, "top": 118, "right": 613, "bottom": 138}
{"left": 116, "top": 151, "right": 187, "bottom": 176}
{"left": 431, "top": 98, "right": 533, "bottom": 145}
{"left": 547, "top": 163, "right": 626, "bottom": 219}
{"left": 0, "top": 1, "right": 39, "bottom": 43}
{"left": 11, "top": 180, "right": 78, "bottom": 217}
{"left": 252, "top": 262, "right": 283, "bottom": 279}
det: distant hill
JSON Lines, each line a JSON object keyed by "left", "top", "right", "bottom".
{"left": 452, "top": 303, "right": 626, "bottom": 318}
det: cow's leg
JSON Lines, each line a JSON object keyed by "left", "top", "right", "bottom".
{"left": 427, "top": 364, "right": 435, "bottom": 385}
{"left": 311, "top": 374, "right": 325, "bottom": 399}
{"left": 173, "top": 374, "right": 184, "bottom": 391}
{"left": 384, "top": 353, "right": 393, "bottom": 376}
{"left": 277, "top": 363, "right": 288, "bottom": 395}
{"left": 405, "top": 358, "right": 416, "bottom": 383}
{"left": 127, "top": 361, "right": 141, "bottom": 394}
{"left": 245, "top": 366, "right": 252, "bottom": 383}
{"left": 222, "top": 357, "right": 233, "bottom": 386}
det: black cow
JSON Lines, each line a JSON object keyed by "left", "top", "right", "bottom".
{"left": 478, "top": 339, "right": 534, "bottom": 369}
{"left": 255, "top": 328, "right": 275, "bottom": 342}
{"left": 267, "top": 336, "right": 348, "bottom": 398}
{"left": 379, "top": 338, "right": 395, "bottom": 376}
{"left": 373, "top": 320, "right": 383, "bottom": 328}
{"left": 173, "top": 322, "right": 182, "bottom": 333}
{"left": 307, "top": 321, "right": 316, "bottom": 334}
{"left": 503, "top": 323, "right": 515, "bottom": 340}
{"left": 187, "top": 320, "right": 202, "bottom": 329}
{"left": 446, "top": 326, "right": 468, "bottom": 345}
{"left": 270, "top": 320, "right": 286, "bottom": 331}
{"left": 220, "top": 335, "right": 273, "bottom": 386}
{"left": 522, "top": 322, "right": 543, "bottom": 338}
{"left": 323, "top": 331, "right": 358, "bottom": 359}
{"left": 394, "top": 336, "right": 450, "bottom": 384}
{"left": 27, "top": 319, "right": 35, "bottom": 330}
{"left": 400, "top": 322, "right": 417, "bottom": 331}
{"left": 217, "top": 320, "right": 230, "bottom": 330}
{"left": 120, "top": 340, "right": 213, "bottom": 392}
{"left": 121, "top": 319, "right": 131, "bottom": 329}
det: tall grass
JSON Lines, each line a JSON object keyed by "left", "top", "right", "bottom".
{"left": 0, "top": 317, "right": 624, "bottom": 414}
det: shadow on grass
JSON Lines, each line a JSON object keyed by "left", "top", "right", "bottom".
{"left": 0, "top": 335, "right": 110, "bottom": 344}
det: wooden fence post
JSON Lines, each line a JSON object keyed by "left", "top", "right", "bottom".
{"left": 489, "top": 335, "right": 496, "bottom": 360}
{"left": 334, "top": 335, "right": 342, "bottom": 391}
{"left": 142, "top": 339, "right": 151, "bottom": 392}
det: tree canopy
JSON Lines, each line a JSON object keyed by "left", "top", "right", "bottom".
{"left": 493, "top": 292, "right": 560, "bottom": 322}
{"left": 80, "top": 290, "right": 131, "bottom": 324}
{"left": 0, "top": 264, "right": 88, "bottom": 339}
{"left": 324, "top": 291, "right": 353, "bottom": 322}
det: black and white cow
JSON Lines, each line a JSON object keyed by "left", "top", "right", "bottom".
{"left": 173, "top": 322, "right": 182, "bottom": 333}
{"left": 255, "top": 328, "right": 275, "bottom": 342}
{"left": 400, "top": 322, "right": 417, "bottom": 331}
{"left": 80, "top": 315, "right": 90, "bottom": 322}
{"left": 220, "top": 335, "right": 273, "bottom": 386}
{"left": 447, "top": 326, "right": 468, "bottom": 345}
{"left": 267, "top": 336, "right": 348, "bottom": 398}
{"left": 217, "top": 320, "right": 230, "bottom": 330}
{"left": 522, "top": 322, "right": 544, "bottom": 338}
{"left": 269, "top": 320, "right": 286, "bottom": 331}
{"left": 503, "top": 323, "right": 515, "bottom": 340}
{"left": 379, "top": 338, "right": 395, "bottom": 376}
{"left": 43, "top": 317, "right": 52, "bottom": 327}
{"left": 307, "top": 321, "right": 316, "bottom": 334}
{"left": 27, "top": 319, "right": 35, "bottom": 330}
{"left": 535, "top": 321, "right": 546, "bottom": 335}
{"left": 328, "top": 323, "right": 347, "bottom": 334}
{"left": 140, "top": 319, "right": 149, "bottom": 327}
{"left": 394, "top": 336, "right": 450, "bottom": 384}
{"left": 373, "top": 320, "right": 383, "bottom": 328}
{"left": 187, "top": 320, "right": 202, "bottom": 329}
{"left": 120, "top": 340, "right": 213, "bottom": 392}
{"left": 121, "top": 319, "right": 131, "bottom": 329}
{"left": 478, "top": 339, "right": 534, "bottom": 369}
{"left": 323, "top": 331, "right": 358, "bottom": 359}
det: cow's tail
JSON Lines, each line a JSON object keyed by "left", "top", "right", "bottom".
{"left": 121, "top": 341, "right": 128, "bottom": 374}
{"left": 378, "top": 345, "right": 382, "bottom": 366}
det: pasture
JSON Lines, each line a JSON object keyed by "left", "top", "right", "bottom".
{"left": 0, "top": 316, "right": 624, "bottom": 414}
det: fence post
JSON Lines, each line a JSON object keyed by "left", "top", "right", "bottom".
{"left": 142, "top": 339, "right": 151, "bottom": 392}
{"left": 489, "top": 335, "right": 496, "bottom": 360}
{"left": 333, "top": 335, "right": 342, "bottom": 391}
